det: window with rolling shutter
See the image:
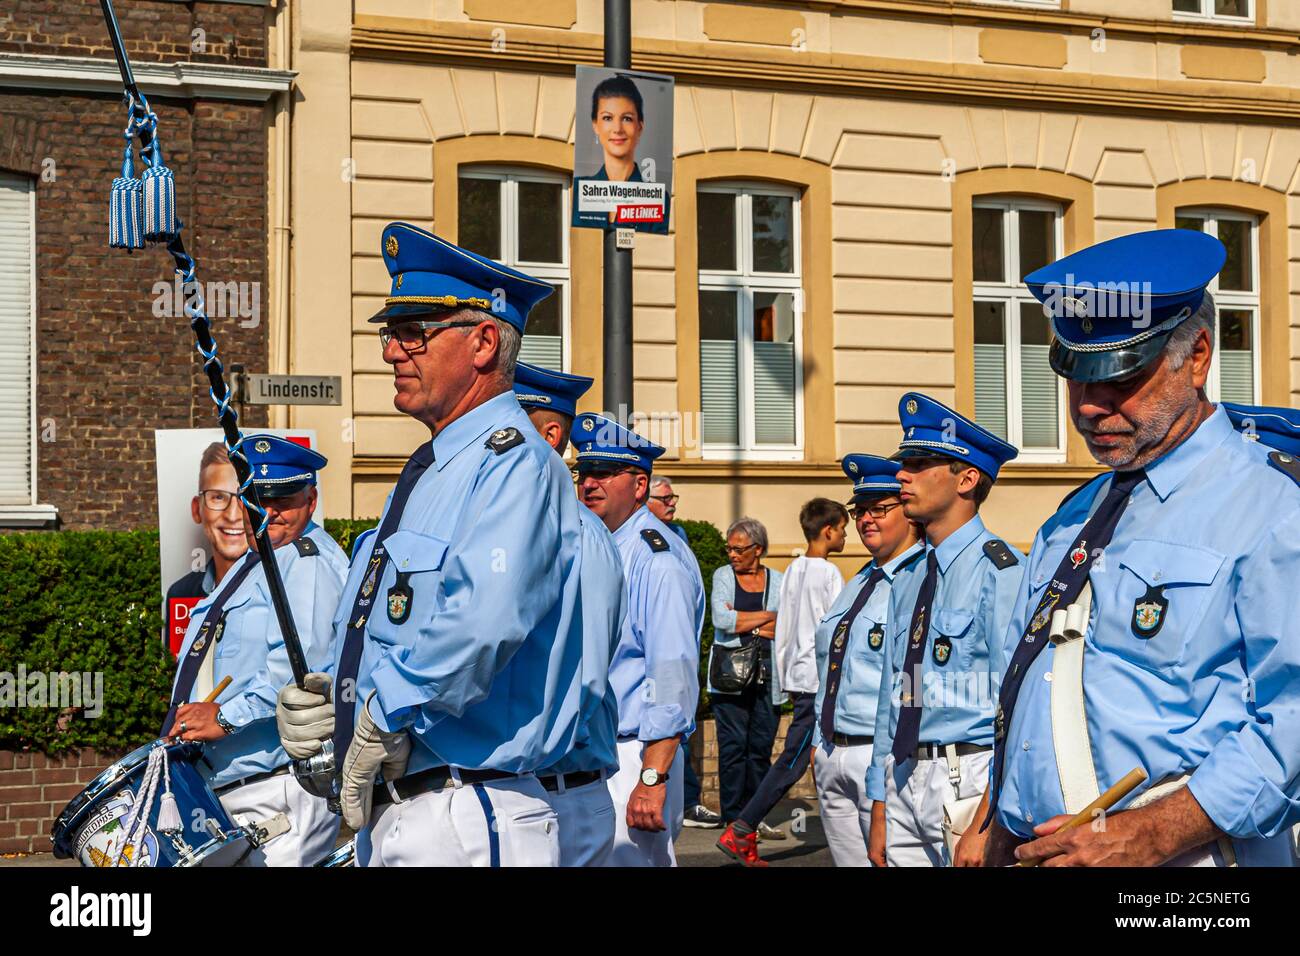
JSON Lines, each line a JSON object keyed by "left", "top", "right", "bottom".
{"left": 971, "top": 199, "right": 1065, "bottom": 463}
{"left": 457, "top": 168, "right": 569, "bottom": 370}
{"left": 0, "top": 174, "right": 34, "bottom": 508}
{"left": 697, "top": 184, "right": 803, "bottom": 460}
{"left": 1175, "top": 210, "right": 1260, "bottom": 406}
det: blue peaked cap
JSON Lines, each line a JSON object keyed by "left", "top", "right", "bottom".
{"left": 237, "top": 434, "right": 326, "bottom": 498}
{"left": 893, "top": 392, "right": 1018, "bottom": 480}
{"left": 1024, "top": 229, "right": 1226, "bottom": 384}
{"left": 842, "top": 454, "right": 902, "bottom": 504}
{"left": 513, "top": 362, "right": 594, "bottom": 419}
{"left": 1224, "top": 403, "right": 1300, "bottom": 458}
{"left": 572, "top": 413, "right": 665, "bottom": 474}
{"left": 370, "top": 222, "right": 554, "bottom": 333}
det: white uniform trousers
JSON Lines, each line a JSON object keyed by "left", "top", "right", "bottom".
{"left": 883, "top": 749, "right": 991, "bottom": 867}
{"left": 812, "top": 740, "right": 874, "bottom": 867}
{"left": 218, "top": 771, "right": 339, "bottom": 867}
{"left": 605, "top": 738, "right": 684, "bottom": 867}
{"left": 357, "top": 774, "right": 560, "bottom": 867}
{"left": 547, "top": 772, "right": 616, "bottom": 867}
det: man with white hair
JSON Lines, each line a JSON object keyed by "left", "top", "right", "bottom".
{"left": 978, "top": 228, "right": 1300, "bottom": 866}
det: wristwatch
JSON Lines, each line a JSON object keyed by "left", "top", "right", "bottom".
{"left": 639, "top": 767, "right": 669, "bottom": 787}
{"left": 215, "top": 709, "right": 236, "bottom": 736}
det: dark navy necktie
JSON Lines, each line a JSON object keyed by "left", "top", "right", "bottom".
{"left": 332, "top": 440, "right": 434, "bottom": 760}
{"left": 981, "top": 469, "right": 1145, "bottom": 830}
{"left": 818, "top": 567, "right": 886, "bottom": 743}
{"left": 162, "top": 552, "right": 262, "bottom": 735}
{"left": 890, "top": 549, "right": 940, "bottom": 763}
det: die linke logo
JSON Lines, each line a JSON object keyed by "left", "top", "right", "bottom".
{"left": 49, "top": 886, "right": 152, "bottom": 936}
{"left": 616, "top": 204, "right": 664, "bottom": 223}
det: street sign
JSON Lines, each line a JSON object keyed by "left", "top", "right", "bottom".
{"left": 245, "top": 374, "right": 342, "bottom": 406}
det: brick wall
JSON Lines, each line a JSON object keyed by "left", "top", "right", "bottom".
{"left": 0, "top": 0, "right": 270, "bottom": 530}
{"left": 689, "top": 715, "right": 816, "bottom": 809}
{"left": 0, "top": 748, "right": 123, "bottom": 855}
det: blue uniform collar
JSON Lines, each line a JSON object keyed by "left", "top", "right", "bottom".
{"left": 612, "top": 504, "right": 653, "bottom": 542}
{"left": 1140, "top": 404, "right": 1233, "bottom": 502}
{"left": 430, "top": 391, "right": 521, "bottom": 472}
{"left": 871, "top": 539, "right": 925, "bottom": 581}
{"left": 928, "top": 513, "right": 986, "bottom": 574}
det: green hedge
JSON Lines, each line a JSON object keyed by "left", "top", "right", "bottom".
{"left": 0, "top": 515, "right": 725, "bottom": 753}
{"left": 674, "top": 519, "right": 726, "bottom": 718}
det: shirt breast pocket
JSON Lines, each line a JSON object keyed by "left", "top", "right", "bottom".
{"left": 852, "top": 615, "right": 887, "bottom": 658}
{"left": 366, "top": 530, "right": 450, "bottom": 638}
{"left": 1098, "top": 540, "right": 1224, "bottom": 672}
{"left": 213, "top": 592, "right": 257, "bottom": 662}
{"left": 931, "top": 608, "right": 975, "bottom": 670}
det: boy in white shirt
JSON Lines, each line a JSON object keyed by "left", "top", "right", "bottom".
{"left": 716, "top": 498, "right": 846, "bottom": 866}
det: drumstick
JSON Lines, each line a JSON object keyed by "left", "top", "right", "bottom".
{"left": 201, "top": 675, "right": 232, "bottom": 704}
{"left": 1017, "top": 766, "right": 1148, "bottom": 867}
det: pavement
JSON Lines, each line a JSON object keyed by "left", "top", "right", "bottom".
{"left": 2, "top": 797, "right": 833, "bottom": 868}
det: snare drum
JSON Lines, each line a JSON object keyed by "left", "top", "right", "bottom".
{"left": 51, "top": 738, "right": 256, "bottom": 867}
{"left": 315, "top": 839, "right": 355, "bottom": 868}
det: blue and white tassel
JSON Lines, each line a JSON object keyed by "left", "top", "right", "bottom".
{"left": 141, "top": 138, "right": 177, "bottom": 243}
{"left": 109, "top": 132, "right": 144, "bottom": 249}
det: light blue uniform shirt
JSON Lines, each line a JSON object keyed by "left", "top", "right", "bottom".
{"left": 867, "top": 514, "right": 1024, "bottom": 801}
{"left": 996, "top": 407, "right": 1300, "bottom": 860}
{"left": 709, "top": 564, "right": 784, "bottom": 707}
{"left": 174, "top": 521, "right": 348, "bottom": 789}
{"left": 813, "top": 542, "right": 925, "bottom": 747}
{"left": 341, "top": 391, "right": 588, "bottom": 775}
{"left": 540, "top": 503, "right": 626, "bottom": 775}
{"left": 608, "top": 506, "right": 704, "bottom": 742}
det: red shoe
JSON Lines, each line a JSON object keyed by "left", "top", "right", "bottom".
{"left": 716, "top": 823, "right": 768, "bottom": 867}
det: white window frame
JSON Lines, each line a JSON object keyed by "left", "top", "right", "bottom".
{"left": 457, "top": 166, "right": 571, "bottom": 371}
{"left": 1172, "top": 0, "right": 1253, "bottom": 24}
{"left": 0, "top": 174, "right": 55, "bottom": 527}
{"left": 698, "top": 182, "right": 805, "bottom": 462}
{"left": 972, "top": 198, "right": 1067, "bottom": 465}
{"left": 1177, "top": 208, "right": 1262, "bottom": 405}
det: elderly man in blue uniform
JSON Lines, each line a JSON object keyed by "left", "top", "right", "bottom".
{"left": 275, "top": 224, "right": 592, "bottom": 867}
{"left": 807, "top": 455, "right": 924, "bottom": 867}
{"left": 866, "top": 393, "right": 1024, "bottom": 867}
{"left": 574, "top": 413, "right": 704, "bottom": 867}
{"left": 977, "top": 229, "right": 1300, "bottom": 867}
{"left": 513, "top": 361, "right": 626, "bottom": 867}
{"left": 165, "top": 435, "right": 347, "bottom": 866}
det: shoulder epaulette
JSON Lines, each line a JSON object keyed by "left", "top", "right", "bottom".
{"left": 293, "top": 536, "right": 319, "bottom": 557}
{"left": 1268, "top": 450, "right": 1300, "bottom": 486}
{"left": 641, "top": 528, "right": 670, "bottom": 553}
{"left": 982, "top": 538, "right": 1019, "bottom": 569}
{"left": 485, "top": 427, "right": 525, "bottom": 454}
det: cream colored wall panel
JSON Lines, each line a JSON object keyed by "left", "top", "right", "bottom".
{"left": 497, "top": 72, "right": 541, "bottom": 136}
{"left": 634, "top": 342, "right": 677, "bottom": 379}
{"left": 733, "top": 91, "right": 774, "bottom": 152}
{"left": 834, "top": 277, "right": 952, "bottom": 316}
{"left": 632, "top": 268, "right": 676, "bottom": 306}
{"left": 1168, "top": 123, "right": 1206, "bottom": 182}
{"left": 828, "top": 13, "right": 953, "bottom": 63}
{"left": 630, "top": 0, "right": 677, "bottom": 39}
{"left": 425, "top": 69, "right": 469, "bottom": 141}
{"left": 352, "top": 255, "right": 393, "bottom": 296}
{"left": 831, "top": 205, "right": 952, "bottom": 245}
{"left": 353, "top": 372, "right": 403, "bottom": 416}
{"left": 1004, "top": 112, "right": 1040, "bottom": 170}
{"left": 1072, "top": 35, "right": 1158, "bottom": 80}
{"left": 452, "top": 70, "right": 502, "bottom": 136}
{"left": 1069, "top": 0, "right": 1164, "bottom": 17}
{"left": 1095, "top": 149, "right": 1153, "bottom": 187}
{"left": 634, "top": 305, "right": 678, "bottom": 343}
{"left": 675, "top": 84, "right": 706, "bottom": 156}
{"left": 633, "top": 230, "right": 676, "bottom": 269}
{"left": 770, "top": 93, "right": 813, "bottom": 157}
{"left": 693, "top": 87, "right": 737, "bottom": 152}
{"left": 352, "top": 178, "right": 435, "bottom": 219}
{"left": 832, "top": 171, "right": 952, "bottom": 210}
{"left": 1262, "top": 130, "right": 1300, "bottom": 193}
{"left": 834, "top": 348, "right": 954, "bottom": 388}
{"left": 352, "top": 140, "right": 434, "bottom": 181}
{"left": 1095, "top": 184, "right": 1156, "bottom": 222}
{"left": 1142, "top": 124, "right": 1181, "bottom": 185}
{"left": 352, "top": 99, "right": 435, "bottom": 143}
{"left": 834, "top": 384, "right": 925, "bottom": 423}
{"left": 1037, "top": 112, "right": 1079, "bottom": 173}
{"left": 1094, "top": 220, "right": 1146, "bottom": 243}
{"left": 1237, "top": 127, "right": 1273, "bottom": 185}
{"left": 352, "top": 294, "right": 387, "bottom": 331}
{"left": 801, "top": 99, "right": 846, "bottom": 166}
{"left": 967, "top": 108, "right": 1009, "bottom": 169}
{"left": 1270, "top": 1, "right": 1300, "bottom": 30}
{"left": 354, "top": 479, "right": 392, "bottom": 522}
{"left": 833, "top": 132, "right": 947, "bottom": 175}
{"left": 836, "top": 422, "right": 916, "bottom": 458}
{"left": 352, "top": 220, "right": 386, "bottom": 258}
{"left": 353, "top": 333, "right": 390, "bottom": 374}
{"left": 833, "top": 242, "right": 952, "bottom": 281}
{"left": 537, "top": 74, "right": 576, "bottom": 143}
{"left": 833, "top": 313, "right": 954, "bottom": 351}
{"left": 1202, "top": 124, "right": 1237, "bottom": 180}
{"left": 1063, "top": 116, "right": 1108, "bottom": 181}
{"left": 356, "top": 0, "right": 435, "bottom": 17}
{"left": 631, "top": 382, "right": 678, "bottom": 417}
{"left": 354, "top": 415, "right": 428, "bottom": 457}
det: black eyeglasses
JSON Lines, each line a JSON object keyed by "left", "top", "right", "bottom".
{"left": 725, "top": 543, "right": 759, "bottom": 555}
{"left": 379, "top": 319, "right": 481, "bottom": 354}
{"left": 573, "top": 465, "right": 634, "bottom": 483}
{"left": 650, "top": 494, "right": 679, "bottom": 505}
{"left": 199, "top": 490, "right": 241, "bottom": 512}
{"left": 851, "top": 502, "right": 903, "bottom": 521}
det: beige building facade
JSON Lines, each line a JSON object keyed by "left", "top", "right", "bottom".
{"left": 275, "top": 0, "right": 1300, "bottom": 572}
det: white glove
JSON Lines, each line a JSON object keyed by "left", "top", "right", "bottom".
{"left": 341, "top": 692, "right": 410, "bottom": 831}
{"left": 276, "top": 672, "right": 334, "bottom": 760}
